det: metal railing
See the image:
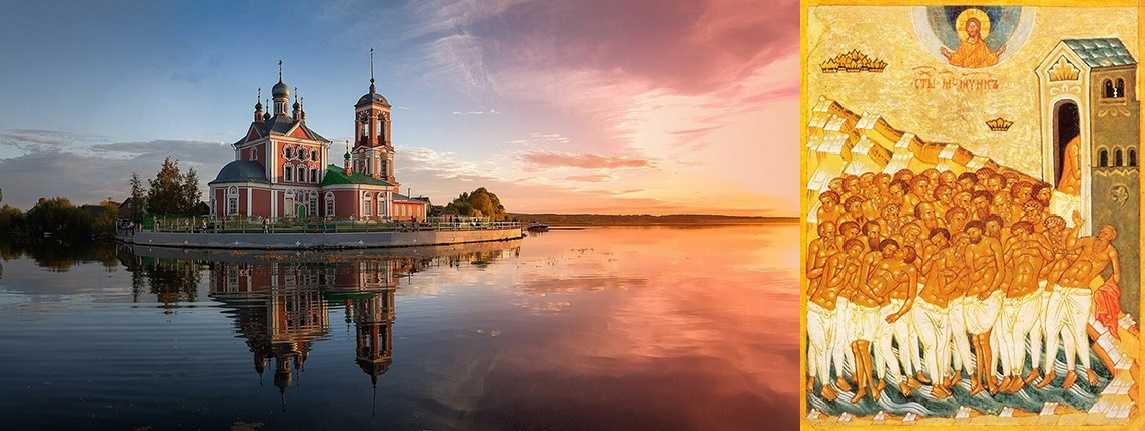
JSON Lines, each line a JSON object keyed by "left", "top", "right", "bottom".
{"left": 122, "top": 216, "right": 521, "bottom": 234}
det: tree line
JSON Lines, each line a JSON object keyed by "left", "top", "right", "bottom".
{"left": 0, "top": 157, "right": 205, "bottom": 242}
{"left": 431, "top": 187, "right": 509, "bottom": 220}
{"left": 127, "top": 157, "right": 207, "bottom": 221}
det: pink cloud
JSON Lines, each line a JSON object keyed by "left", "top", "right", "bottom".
{"left": 565, "top": 174, "right": 610, "bottom": 182}
{"left": 470, "top": 0, "right": 799, "bottom": 94}
{"left": 521, "top": 150, "right": 651, "bottom": 169}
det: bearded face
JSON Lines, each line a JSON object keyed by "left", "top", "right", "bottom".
{"left": 967, "top": 19, "right": 981, "bottom": 38}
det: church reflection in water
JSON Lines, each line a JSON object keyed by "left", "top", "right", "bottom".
{"left": 120, "top": 241, "right": 520, "bottom": 408}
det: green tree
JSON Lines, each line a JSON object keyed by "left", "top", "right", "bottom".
{"left": 147, "top": 158, "right": 185, "bottom": 216}
{"left": 444, "top": 187, "right": 507, "bottom": 220}
{"left": 24, "top": 197, "right": 94, "bottom": 240}
{"left": 0, "top": 205, "right": 24, "bottom": 237}
{"left": 129, "top": 172, "right": 147, "bottom": 221}
{"left": 181, "top": 167, "right": 202, "bottom": 214}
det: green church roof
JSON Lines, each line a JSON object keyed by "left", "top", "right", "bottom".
{"left": 1063, "top": 38, "right": 1136, "bottom": 68}
{"left": 321, "top": 164, "right": 393, "bottom": 186}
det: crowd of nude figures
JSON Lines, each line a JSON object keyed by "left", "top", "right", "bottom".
{"left": 807, "top": 167, "right": 1120, "bottom": 403}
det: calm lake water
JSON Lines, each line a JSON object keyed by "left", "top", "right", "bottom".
{"left": 0, "top": 225, "right": 798, "bottom": 430}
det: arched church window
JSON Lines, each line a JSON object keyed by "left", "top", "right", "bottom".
{"left": 1130, "top": 148, "right": 1138, "bottom": 167}
{"left": 311, "top": 150, "right": 318, "bottom": 161}
{"left": 226, "top": 187, "right": 239, "bottom": 216}
{"left": 325, "top": 192, "right": 335, "bottom": 217}
{"left": 310, "top": 168, "right": 318, "bottom": 183}
{"left": 1104, "top": 80, "right": 1115, "bottom": 98}
{"left": 1099, "top": 148, "right": 1109, "bottom": 167}
{"left": 362, "top": 193, "right": 373, "bottom": 219}
{"left": 380, "top": 159, "right": 387, "bottom": 179}
{"left": 307, "top": 192, "right": 318, "bottom": 217}
{"left": 1115, "top": 148, "right": 1124, "bottom": 166}
{"left": 297, "top": 165, "right": 307, "bottom": 182}
{"left": 1117, "top": 78, "right": 1126, "bottom": 97}
{"left": 377, "top": 192, "right": 385, "bottom": 218}
{"left": 284, "top": 164, "right": 292, "bottom": 182}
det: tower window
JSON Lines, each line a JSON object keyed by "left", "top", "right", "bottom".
{"left": 1115, "top": 148, "right": 1124, "bottom": 166}
{"left": 1116, "top": 78, "right": 1126, "bottom": 98}
{"left": 1130, "top": 148, "right": 1138, "bottom": 167}
{"left": 1099, "top": 148, "right": 1109, "bottom": 167}
{"left": 1104, "top": 79, "right": 1115, "bottom": 98}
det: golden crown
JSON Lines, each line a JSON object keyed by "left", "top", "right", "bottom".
{"left": 986, "top": 117, "right": 1014, "bottom": 131}
{"left": 821, "top": 50, "right": 886, "bottom": 73}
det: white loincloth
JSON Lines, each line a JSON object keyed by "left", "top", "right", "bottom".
{"left": 948, "top": 296, "right": 974, "bottom": 373}
{"left": 999, "top": 290, "right": 1043, "bottom": 375}
{"left": 808, "top": 302, "right": 836, "bottom": 385}
{"left": 1045, "top": 284, "right": 1094, "bottom": 370}
{"left": 965, "top": 290, "right": 1003, "bottom": 335}
{"left": 912, "top": 297, "right": 950, "bottom": 383}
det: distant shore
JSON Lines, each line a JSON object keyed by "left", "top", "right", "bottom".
{"left": 511, "top": 213, "right": 797, "bottom": 226}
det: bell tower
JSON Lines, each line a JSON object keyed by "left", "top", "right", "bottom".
{"left": 352, "top": 49, "right": 396, "bottom": 184}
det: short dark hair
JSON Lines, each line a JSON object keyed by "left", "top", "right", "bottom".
{"left": 965, "top": 220, "right": 985, "bottom": 232}
{"left": 837, "top": 221, "right": 860, "bottom": 234}
{"left": 1011, "top": 221, "right": 1033, "bottom": 234}
{"left": 879, "top": 238, "right": 899, "bottom": 251}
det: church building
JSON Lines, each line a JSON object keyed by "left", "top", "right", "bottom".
{"left": 208, "top": 60, "right": 429, "bottom": 222}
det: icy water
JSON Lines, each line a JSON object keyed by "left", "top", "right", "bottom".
{"left": 0, "top": 225, "right": 798, "bottom": 430}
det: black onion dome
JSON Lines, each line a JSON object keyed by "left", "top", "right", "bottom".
{"left": 272, "top": 81, "right": 289, "bottom": 98}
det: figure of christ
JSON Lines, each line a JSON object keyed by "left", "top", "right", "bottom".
{"left": 874, "top": 245, "right": 921, "bottom": 395}
{"left": 962, "top": 220, "right": 1005, "bottom": 395}
{"left": 941, "top": 17, "right": 1005, "bottom": 68}
{"left": 997, "top": 221, "right": 1053, "bottom": 393}
{"left": 809, "top": 239, "right": 866, "bottom": 401}
{"left": 847, "top": 239, "right": 902, "bottom": 402}
{"left": 1042, "top": 225, "right": 1120, "bottom": 389}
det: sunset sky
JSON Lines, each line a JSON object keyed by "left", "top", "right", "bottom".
{"left": 0, "top": 0, "right": 798, "bottom": 216}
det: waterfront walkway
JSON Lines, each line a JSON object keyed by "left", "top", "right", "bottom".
{"left": 117, "top": 217, "right": 524, "bottom": 250}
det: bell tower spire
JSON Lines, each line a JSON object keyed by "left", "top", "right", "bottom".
{"left": 272, "top": 60, "right": 290, "bottom": 115}
{"left": 369, "top": 48, "right": 376, "bottom": 94}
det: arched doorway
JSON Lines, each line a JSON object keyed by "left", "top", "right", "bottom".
{"left": 1053, "top": 100, "right": 1080, "bottom": 188}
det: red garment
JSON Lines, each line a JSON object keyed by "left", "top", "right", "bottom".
{"left": 1095, "top": 280, "right": 1122, "bottom": 340}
